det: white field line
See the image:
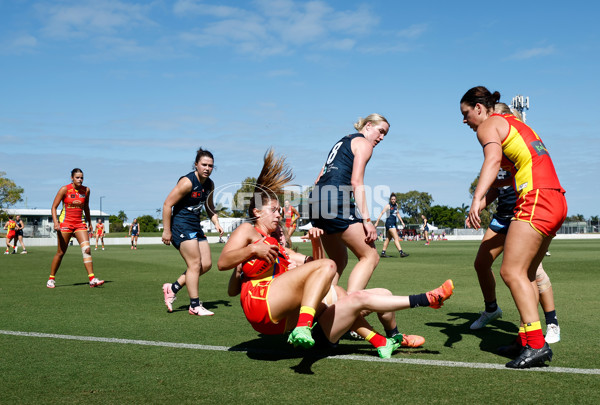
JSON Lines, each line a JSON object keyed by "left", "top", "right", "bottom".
{"left": 2, "top": 329, "right": 599, "bottom": 375}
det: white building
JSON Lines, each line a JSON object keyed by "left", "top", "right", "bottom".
{"left": 2, "top": 208, "right": 110, "bottom": 237}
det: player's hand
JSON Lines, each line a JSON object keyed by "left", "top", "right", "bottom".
{"left": 252, "top": 237, "right": 279, "bottom": 263}
{"left": 468, "top": 198, "right": 482, "bottom": 230}
{"left": 301, "top": 227, "right": 324, "bottom": 242}
{"left": 216, "top": 225, "right": 224, "bottom": 236}
{"left": 363, "top": 221, "right": 377, "bottom": 243}
{"left": 161, "top": 230, "right": 172, "bottom": 245}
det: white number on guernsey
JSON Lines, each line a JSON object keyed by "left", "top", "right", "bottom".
{"left": 326, "top": 141, "right": 343, "bottom": 164}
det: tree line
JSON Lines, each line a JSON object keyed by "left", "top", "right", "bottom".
{"left": 1, "top": 172, "right": 597, "bottom": 231}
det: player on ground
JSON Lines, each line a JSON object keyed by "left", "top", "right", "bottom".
{"left": 47, "top": 168, "right": 104, "bottom": 288}
{"left": 461, "top": 86, "right": 567, "bottom": 368}
{"left": 161, "top": 148, "right": 223, "bottom": 316}
{"left": 219, "top": 149, "right": 454, "bottom": 355}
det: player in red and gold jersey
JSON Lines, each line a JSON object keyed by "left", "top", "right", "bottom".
{"left": 47, "top": 168, "right": 104, "bottom": 289}
{"left": 3, "top": 215, "right": 17, "bottom": 254}
{"left": 461, "top": 86, "right": 567, "bottom": 369}
{"left": 94, "top": 219, "right": 105, "bottom": 251}
{"left": 218, "top": 150, "right": 454, "bottom": 358}
{"left": 282, "top": 200, "right": 299, "bottom": 245}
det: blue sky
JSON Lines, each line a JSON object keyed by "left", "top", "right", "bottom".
{"left": 1, "top": 0, "right": 599, "bottom": 221}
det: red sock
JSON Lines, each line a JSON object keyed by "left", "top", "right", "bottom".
{"left": 518, "top": 326, "right": 527, "bottom": 347}
{"left": 365, "top": 331, "right": 387, "bottom": 348}
{"left": 88, "top": 273, "right": 95, "bottom": 282}
{"left": 525, "top": 321, "right": 545, "bottom": 349}
{"left": 296, "top": 306, "right": 315, "bottom": 328}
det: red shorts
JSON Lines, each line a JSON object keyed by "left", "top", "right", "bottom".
{"left": 6, "top": 231, "right": 15, "bottom": 239}
{"left": 60, "top": 221, "right": 88, "bottom": 233}
{"left": 240, "top": 279, "right": 286, "bottom": 335}
{"left": 513, "top": 189, "right": 567, "bottom": 236}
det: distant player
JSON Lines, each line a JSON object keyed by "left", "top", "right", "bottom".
{"left": 4, "top": 215, "right": 17, "bottom": 254}
{"left": 129, "top": 218, "right": 140, "bottom": 250}
{"left": 15, "top": 215, "right": 27, "bottom": 254}
{"left": 375, "top": 193, "right": 409, "bottom": 258}
{"left": 94, "top": 218, "right": 105, "bottom": 251}
{"left": 47, "top": 168, "right": 104, "bottom": 288}
{"left": 283, "top": 200, "right": 299, "bottom": 246}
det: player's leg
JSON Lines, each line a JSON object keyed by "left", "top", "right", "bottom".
{"left": 470, "top": 228, "right": 505, "bottom": 329}
{"left": 380, "top": 229, "right": 391, "bottom": 257}
{"left": 320, "top": 233, "right": 349, "bottom": 285}
{"left": 268, "top": 258, "right": 337, "bottom": 347}
{"left": 339, "top": 222, "right": 380, "bottom": 293}
{"left": 536, "top": 263, "right": 560, "bottom": 343}
{"left": 47, "top": 231, "right": 72, "bottom": 287}
{"left": 74, "top": 230, "right": 104, "bottom": 287}
{"left": 178, "top": 239, "right": 213, "bottom": 316}
{"left": 389, "top": 227, "right": 408, "bottom": 257}
{"left": 502, "top": 221, "right": 553, "bottom": 367}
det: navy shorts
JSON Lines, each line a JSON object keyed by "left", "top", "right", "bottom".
{"left": 171, "top": 223, "right": 206, "bottom": 250}
{"left": 489, "top": 216, "right": 511, "bottom": 235}
{"left": 308, "top": 189, "right": 362, "bottom": 235}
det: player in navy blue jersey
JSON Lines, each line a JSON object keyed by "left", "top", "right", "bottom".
{"left": 309, "top": 114, "right": 389, "bottom": 293}
{"left": 161, "top": 148, "right": 223, "bottom": 316}
{"left": 375, "top": 193, "right": 409, "bottom": 258}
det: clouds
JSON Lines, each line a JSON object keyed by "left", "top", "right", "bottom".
{"left": 507, "top": 45, "right": 556, "bottom": 60}
{"left": 2, "top": 0, "right": 419, "bottom": 59}
{"left": 36, "top": 0, "right": 155, "bottom": 39}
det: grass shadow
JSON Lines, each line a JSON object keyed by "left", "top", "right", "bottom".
{"left": 427, "top": 311, "right": 519, "bottom": 356}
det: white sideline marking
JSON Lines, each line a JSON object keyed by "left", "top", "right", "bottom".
{"left": 2, "top": 329, "right": 599, "bottom": 375}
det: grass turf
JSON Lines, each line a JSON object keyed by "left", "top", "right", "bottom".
{"left": 0, "top": 239, "right": 599, "bottom": 403}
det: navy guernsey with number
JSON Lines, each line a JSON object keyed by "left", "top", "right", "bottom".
{"left": 386, "top": 203, "right": 399, "bottom": 228}
{"left": 310, "top": 134, "right": 364, "bottom": 233}
{"left": 172, "top": 172, "right": 214, "bottom": 229}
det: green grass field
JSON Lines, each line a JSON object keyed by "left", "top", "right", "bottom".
{"left": 1, "top": 239, "right": 599, "bottom": 404}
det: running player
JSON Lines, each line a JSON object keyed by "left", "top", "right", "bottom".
{"left": 219, "top": 149, "right": 454, "bottom": 355}
{"left": 461, "top": 86, "right": 567, "bottom": 368}
{"left": 309, "top": 114, "right": 389, "bottom": 293}
{"left": 47, "top": 168, "right": 104, "bottom": 288}
{"left": 375, "top": 193, "right": 409, "bottom": 258}
{"left": 283, "top": 200, "right": 299, "bottom": 246}
{"left": 4, "top": 215, "right": 17, "bottom": 254}
{"left": 94, "top": 218, "right": 105, "bottom": 251}
{"left": 129, "top": 218, "right": 140, "bottom": 250}
{"left": 161, "top": 148, "right": 224, "bottom": 316}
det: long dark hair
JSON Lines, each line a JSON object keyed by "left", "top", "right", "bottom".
{"left": 71, "top": 168, "right": 83, "bottom": 177}
{"left": 460, "top": 86, "right": 501, "bottom": 110}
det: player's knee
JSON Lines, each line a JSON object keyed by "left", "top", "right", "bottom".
{"left": 348, "top": 290, "right": 371, "bottom": 309}
{"left": 536, "top": 268, "right": 552, "bottom": 293}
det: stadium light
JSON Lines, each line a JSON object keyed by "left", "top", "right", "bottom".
{"left": 511, "top": 94, "right": 530, "bottom": 122}
{"left": 99, "top": 196, "right": 106, "bottom": 215}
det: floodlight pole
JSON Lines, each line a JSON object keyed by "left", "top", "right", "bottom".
{"left": 99, "top": 196, "right": 106, "bottom": 215}
{"left": 511, "top": 94, "right": 530, "bottom": 122}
